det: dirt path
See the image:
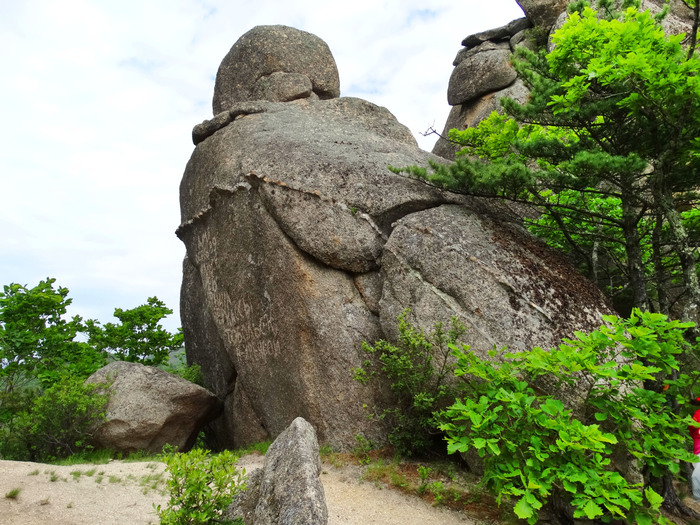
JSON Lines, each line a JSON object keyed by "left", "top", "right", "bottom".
{"left": 0, "top": 455, "right": 476, "bottom": 524}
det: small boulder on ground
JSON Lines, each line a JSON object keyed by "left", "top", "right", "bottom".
{"left": 86, "top": 361, "right": 221, "bottom": 453}
{"left": 226, "top": 417, "right": 328, "bottom": 525}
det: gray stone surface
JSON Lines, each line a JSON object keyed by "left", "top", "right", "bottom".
{"left": 192, "top": 102, "right": 267, "bottom": 145}
{"left": 379, "top": 204, "right": 611, "bottom": 357}
{"left": 213, "top": 25, "right": 340, "bottom": 114}
{"left": 86, "top": 361, "right": 220, "bottom": 453}
{"left": 226, "top": 417, "right": 327, "bottom": 525}
{"left": 252, "top": 71, "right": 315, "bottom": 103}
{"left": 643, "top": 0, "right": 694, "bottom": 35}
{"left": 453, "top": 40, "right": 510, "bottom": 67}
{"left": 433, "top": 80, "right": 530, "bottom": 160}
{"left": 447, "top": 49, "right": 517, "bottom": 106}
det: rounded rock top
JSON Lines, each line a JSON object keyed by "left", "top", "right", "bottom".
{"left": 212, "top": 25, "right": 341, "bottom": 114}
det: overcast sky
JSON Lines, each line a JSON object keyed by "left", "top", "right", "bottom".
{"left": 0, "top": 0, "right": 525, "bottom": 331}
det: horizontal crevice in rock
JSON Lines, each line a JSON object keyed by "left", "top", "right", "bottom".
{"left": 192, "top": 102, "right": 271, "bottom": 145}
{"left": 176, "top": 182, "right": 253, "bottom": 239}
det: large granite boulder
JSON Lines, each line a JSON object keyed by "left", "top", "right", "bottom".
{"left": 380, "top": 204, "right": 608, "bottom": 353}
{"left": 225, "top": 417, "right": 327, "bottom": 525}
{"left": 178, "top": 26, "right": 613, "bottom": 451}
{"left": 178, "top": 96, "right": 465, "bottom": 450}
{"left": 86, "top": 361, "right": 221, "bottom": 453}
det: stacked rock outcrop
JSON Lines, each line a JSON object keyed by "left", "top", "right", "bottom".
{"left": 177, "top": 24, "right": 613, "bottom": 451}
{"left": 433, "top": 0, "right": 695, "bottom": 160}
{"left": 432, "top": 17, "right": 532, "bottom": 160}
{"left": 225, "top": 417, "right": 328, "bottom": 525}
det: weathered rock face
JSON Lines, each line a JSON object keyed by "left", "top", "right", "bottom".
{"left": 379, "top": 203, "right": 608, "bottom": 352}
{"left": 178, "top": 25, "right": 613, "bottom": 451}
{"left": 225, "top": 417, "right": 327, "bottom": 525}
{"left": 518, "top": 0, "right": 694, "bottom": 30}
{"left": 178, "top": 96, "right": 465, "bottom": 450}
{"left": 448, "top": 48, "right": 518, "bottom": 106}
{"left": 435, "top": 79, "right": 529, "bottom": 160}
{"left": 213, "top": 25, "right": 340, "bottom": 114}
{"left": 86, "top": 362, "right": 220, "bottom": 453}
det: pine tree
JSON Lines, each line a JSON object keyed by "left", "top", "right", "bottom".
{"left": 398, "top": 1, "right": 700, "bottom": 322}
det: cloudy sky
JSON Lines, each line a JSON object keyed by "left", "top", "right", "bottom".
{"left": 0, "top": 0, "right": 525, "bottom": 331}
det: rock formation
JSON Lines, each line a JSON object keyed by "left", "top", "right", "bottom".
{"left": 225, "top": 417, "right": 327, "bottom": 525}
{"left": 433, "top": 0, "right": 695, "bottom": 160}
{"left": 177, "top": 23, "right": 613, "bottom": 451}
{"left": 86, "top": 361, "right": 220, "bottom": 453}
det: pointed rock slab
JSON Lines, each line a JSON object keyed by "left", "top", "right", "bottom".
{"left": 225, "top": 417, "right": 327, "bottom": 525}
{"left": 254, "top": 175, "right": 386, "bottom": 273}
{"left": 86, "top": 361, "right": 221, "bottom": 453}
{"left": 380, "top": 204, "right": 612, "bottom": 357}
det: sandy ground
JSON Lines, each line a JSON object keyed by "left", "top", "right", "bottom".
{"left": 0, "top": 454, "right": 476, "bottom": 525}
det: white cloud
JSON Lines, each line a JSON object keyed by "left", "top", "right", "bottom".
{"left": 0, "top": 0, "right": 524, "bottom": 331}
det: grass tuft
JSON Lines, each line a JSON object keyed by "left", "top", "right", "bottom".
{"left": 235, "top": 440, "right": 272, "bottom": 456}
{"left": 5, "top": 488, "right": 21, "bottom": 499}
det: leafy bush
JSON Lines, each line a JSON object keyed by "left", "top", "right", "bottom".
{"left": 0, "top": 376, "right": 109, "bottom": 462}
{"left": 174, "top": 364, "right": 203, "bottom": 386}
{"left": 353, "top": 309, "right": 466, "bottom": 456}
{"left": 0, "top": 389, "right": 35, "bottom": 460}
{"left": 161, "top": 351, "right": 204, "bottom": 386}
{"left": 0, "top": 279, "right": 106, "bottom": 391}
{"left": 0, "top": 277, "right": 183, "bottom": 461}
{"left": 441, "top": 309, "right": 699, "bottom": 524}
{"left": 156, "top": 447, "right": 246, "bottom": 525}
{"left": 26, "top": 376, "right": 109, "bottom": 462}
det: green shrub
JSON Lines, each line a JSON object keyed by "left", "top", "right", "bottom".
{"left": 171, "top": 364, "right": 203, "bottom": 386}
{"left": 156, "top": 447, "right": 247, "bottom": 525}
{"left": 27, "top": 376, "right": 108, "bottom": 462}
{"left": 353, "top": 309, "right": 466, "bottom": 456}
{"left": 441, "top": 309, "right": 698, "bottom": 524}
{"left": 0, "top": 386, "right": 38, "bottom": 460}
